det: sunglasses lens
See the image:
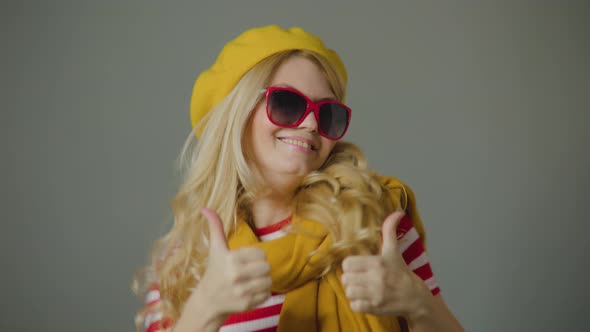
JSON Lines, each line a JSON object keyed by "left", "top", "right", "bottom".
{"left": 268, "top": 90, "right": 307, "bottom": 126}
{"left": 319, "top": 103, "right": 349, "bottom": 139}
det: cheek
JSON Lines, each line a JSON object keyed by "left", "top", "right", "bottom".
{"left": 319, "top": 140, "right": 337, "bottom": 161}
{"left": 250, "top": 104, "right": 265, "bottom": 129}
{"left": 250, "top": 105, "right": 268, "bottom": 135}
{"left": 249, "top": 105, "right": 279, "bottom": 149}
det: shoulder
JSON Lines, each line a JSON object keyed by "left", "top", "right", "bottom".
{"left": 371, "top": 173, "right": 428, "bottom": 247}
{"left": 372, "top": 174, "right": 415, "bottom": 209}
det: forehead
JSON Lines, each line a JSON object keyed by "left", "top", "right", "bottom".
{"left": 269, "top": 56, "right": 335, "bottom": 100}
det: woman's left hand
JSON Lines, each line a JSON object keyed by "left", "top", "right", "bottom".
{"left": 341, "top": 211, "right": 433, "bottom": 320}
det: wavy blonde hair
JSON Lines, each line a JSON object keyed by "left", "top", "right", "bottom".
{"left": 132, "top": 50, "right": 401, "bottom": 330}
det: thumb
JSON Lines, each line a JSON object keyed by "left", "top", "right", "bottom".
{"left": 380, "top": 210, "right": 405, "bottom": 258}
{"left": 201, "top": 208, "right": 229, "bottom": 253}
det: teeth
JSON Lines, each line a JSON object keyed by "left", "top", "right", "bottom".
{"left": 281, "top": 138, "right": 313, "bottom": 150}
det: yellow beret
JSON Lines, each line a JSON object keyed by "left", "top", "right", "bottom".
{"left": 190, "top": 25, "right": 348, "bottom": 131}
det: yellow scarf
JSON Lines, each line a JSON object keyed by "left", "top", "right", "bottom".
{"left": 227, "top": 176, "right": 426, "bottom": 332}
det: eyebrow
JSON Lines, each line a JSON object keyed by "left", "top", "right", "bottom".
{"left": 274, "top": 83, "right": 337, "bottom": 102}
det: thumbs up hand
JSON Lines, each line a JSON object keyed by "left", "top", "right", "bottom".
{"left": 341, "top": 211, "right": 432, "bottom": 320}
{"left": 197, "top": 208, "right": 272, "bottom": 315}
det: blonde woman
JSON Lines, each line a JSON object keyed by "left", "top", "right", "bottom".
{"left": 133, "top": 25, "right": 464, "bottom": 332}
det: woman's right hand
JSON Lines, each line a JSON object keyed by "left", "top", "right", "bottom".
{"left": 173, "top": 208, "right": 271, "bottom": 332}
{"left": 198, "top": 207, "right": 272, "bottom": 312}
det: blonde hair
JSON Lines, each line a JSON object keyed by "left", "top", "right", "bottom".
{"left": 132, "top": 50, "right": 400, "bottom": 330}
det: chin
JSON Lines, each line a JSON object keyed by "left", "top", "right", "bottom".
{"left": 284, "top": 167, "right": 311, "bottom": 177}
{"left": 279, "top": 164, "right": 316, "bottom": 177}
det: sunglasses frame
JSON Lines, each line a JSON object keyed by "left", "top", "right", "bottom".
{"left": 262, "top": 86, "right": 352, "bottom": 140}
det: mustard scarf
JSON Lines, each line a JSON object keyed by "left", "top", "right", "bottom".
{"left": 227, "top": 176, "right": 426, "bottom": 332}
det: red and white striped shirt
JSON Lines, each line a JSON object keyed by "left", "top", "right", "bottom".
{"left": 143, "top": 215, "right": 439, "bottom": 332}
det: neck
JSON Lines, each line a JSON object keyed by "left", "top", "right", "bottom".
{"left": 251, "top": 193, "right": 292, "bottom": 229}
{"left": 250, "top": 173, "right": 302, "bottom": 229}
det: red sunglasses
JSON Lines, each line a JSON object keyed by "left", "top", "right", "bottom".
{"left": 262, "top": 86, "right": 352, "bottom": 140}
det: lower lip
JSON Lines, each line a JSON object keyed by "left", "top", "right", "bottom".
{"left": 278, "top": 139, "right": 316, "bottom": 154}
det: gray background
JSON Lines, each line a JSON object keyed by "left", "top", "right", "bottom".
{"left": 3, "top": 1, "right": 589, "bottom": 331}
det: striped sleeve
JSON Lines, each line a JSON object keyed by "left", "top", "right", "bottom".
{"left": 219, "top": 293, "right": 285, "bottom": 332}
{"left": 397, "top": 215, "right": 441, "bottom": 295}
{"left": 142, "top": 284, "right": 173, "bottom": 332}
{"left": 217, "top": 219, "right": 291, "bottom": 332}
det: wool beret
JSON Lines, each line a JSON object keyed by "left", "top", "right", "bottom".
{"left": 190, "top": 25, "right": 347, "bottom": 131}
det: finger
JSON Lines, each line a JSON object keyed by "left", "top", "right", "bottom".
{"left": 342, "top": 256, "right": 381, "bottom": 272}
{"left": 249, "top": 291, "right": 272, "bottom": 308}
{"left": 233, "top": 247, "right": 267, "bottom": 262}
{"left": 237, "top": 261, "right": 271, "bottom": 279}
{"left": 231, "top": 289, "right": 271, "bottom": 312}
{"left": 380, "top": 210, "right": 405, "bottom": 258}
{"left": 344, "top": 285, "right": 371, "bottom": 301}
{"left": 341, "top": 271, "right": 368, "bottom": 286}
{"left": 350, "top": 299, "right": 372, "bottom": 313}
{"left": 236, "top": 276, "right": 272, "bottom": 297}
{"left": 201, "top": 208, "right": 228, "bottom": 253}
{"left": 342, "top": 256, "right": 367, "bottom": 272}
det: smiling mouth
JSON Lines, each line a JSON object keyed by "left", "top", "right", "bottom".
{"left": 278, "top": 137, "right": 316, "bottom": 151}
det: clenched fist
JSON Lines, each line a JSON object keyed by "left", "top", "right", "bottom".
{"left": 196, "top": 208, "right": 272, "bottom": 314}
{"left": 341, "top": 211, "right": 432, "bottom": 320}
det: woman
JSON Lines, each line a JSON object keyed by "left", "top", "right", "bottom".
{"left": 133, "top": 25, "right": 464, "bottom": 332}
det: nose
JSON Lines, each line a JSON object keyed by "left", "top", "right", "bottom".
{"left": 297, "top": 108, "right": 318, "bottom": 133}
